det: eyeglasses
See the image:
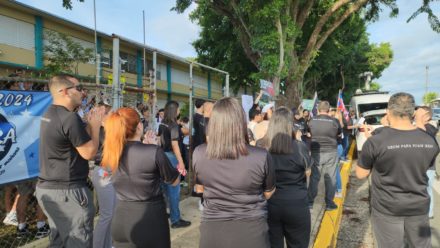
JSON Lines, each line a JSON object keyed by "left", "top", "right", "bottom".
{"left": 59, "top": 85, "right": 84, "bottom": 92}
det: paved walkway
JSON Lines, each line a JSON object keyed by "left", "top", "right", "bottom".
{"left": 172, "top": 179, "right": 327, "bottom": 248}
{"left": 21, "top": 180, "right": 327, "bottom": 248}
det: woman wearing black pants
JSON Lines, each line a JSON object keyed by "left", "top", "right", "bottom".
{"left": 257, "top": 107, "right": 312, "bottom": 248}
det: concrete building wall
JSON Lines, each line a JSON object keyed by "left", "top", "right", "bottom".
{"left": 0, "top": 1, "right": 226, "bottom": 106}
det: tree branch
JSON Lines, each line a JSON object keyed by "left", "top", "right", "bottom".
{"left": 315, "top": 0, "right": 369, "bottom": 51}
{"left": 296, "top": 0, "right": 315, "bottom": 29}
{"left": 301, "top": 0, "right": 351, "bottom": 62}
{"left": 210, "top": 0, "right": 261, "bottom": 68}
{"left": 230, "top": 0, "right": 253, "bottom": 41}
{"left": 291, "top": 0, "right": 300, "bottom": 22}
{"left": 276, "top": 16, "right": 285, "bottom": 77}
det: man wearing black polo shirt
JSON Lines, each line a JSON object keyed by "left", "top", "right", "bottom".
{"left": 307, "top": 101, "right": 342, "bottom": 210}
{"left": 357, "top": 93, "right": 439, "bottom": 248}
{"left": 36, "top": 75, "right": 103, "bottom": 248}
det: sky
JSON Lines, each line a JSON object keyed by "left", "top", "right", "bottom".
{"left": 15, "top": 0, "right": 440, "bottom": 103}
{"left": 367, "top": 0, "right": 440, "bottom": 104}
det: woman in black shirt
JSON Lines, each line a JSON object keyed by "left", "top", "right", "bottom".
{"left": 193, "top": 97, "right": 276, "bottom": 248}
{"left": 258, "top": 107, "right": 313, "bottom": 248}
{"left": 158, "top": 101, "right": 191, "bottom": 228}
{"left": 101, "top": 107, "right": 179, "bottom": 248}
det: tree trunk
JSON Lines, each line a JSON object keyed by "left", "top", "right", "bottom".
{"left": 284, "top": 76, "right": 303, "bottom": 108}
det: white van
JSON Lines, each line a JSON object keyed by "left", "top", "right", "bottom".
{"left": 350, "top": 91, "right": 390, "bottom": 120}
{"left": 350, "top": 91, "right": 391, "bottom": 152}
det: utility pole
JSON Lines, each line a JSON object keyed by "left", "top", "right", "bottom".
{"left": 425, "top": 65, "right": 429, "bottom": 95}
{"left": 93, "top": 0, "right": 100, "bottom": 85}
{"left": 112, "top": 35, "right": 120, "bottom": 109}
{"left": 143, "top": 10, "right": 147, "bottom": 90}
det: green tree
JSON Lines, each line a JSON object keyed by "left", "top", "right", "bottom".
{"left": 370, "top": 82, "right": 382, "bottom": 91}
{"left": 174, "top": 0, "right": 438, "bottom": 106}
{"left": 366, "top": 43, "right": 393, "bottom": 79}
{"left": 62, "top": 0, "right": 84, "bottom": 9}
{"left": 180, "top": 2, "right": 393, "bottom": 105}
{"left": 423, "top": 92, "right": 439, "bottom": 105}
{"left": 44, "top": 30, "right": 94, "bottom": 76}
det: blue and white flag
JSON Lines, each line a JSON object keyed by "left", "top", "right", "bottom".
{"left": 0, "top": 90, "right": 52, "bottom": 185}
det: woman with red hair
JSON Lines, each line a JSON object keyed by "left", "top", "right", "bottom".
{"left": 102, "top": 107, "right": 179, "bottom": 248}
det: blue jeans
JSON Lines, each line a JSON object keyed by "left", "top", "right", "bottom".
{"left": 427, "top": 170, "right": 435, "bottom": 218}
{"left": 342, "top": 134, "right": 349, "bottom": 159}
{"left": 164, "top": 152, "right": 181, "bottom": 224}
{"left": 337, "top": 144, "right": 344, "bottom": 160}
{"left": 336, "top": 164, "right": 342, "bottom": 192}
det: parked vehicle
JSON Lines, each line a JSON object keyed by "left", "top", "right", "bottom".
{"left": 432, "top": 108, "right": 440, "bottom": 127}
{"left": 355, "top": 109, "right": 387, "bottom": 152}
{"left": 350, "top": 91, "right": 390, "bottom": 153}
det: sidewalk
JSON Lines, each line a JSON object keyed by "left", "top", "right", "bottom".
{"left": 20, "top": 183, "right": 326, "bottom": 248}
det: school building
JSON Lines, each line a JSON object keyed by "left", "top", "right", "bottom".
{"left": 0, "top": 1, "right": 230, "bottom": 108}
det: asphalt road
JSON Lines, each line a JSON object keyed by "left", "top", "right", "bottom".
{"left": 338, "top": 161, "right": 440, "bottom": 248}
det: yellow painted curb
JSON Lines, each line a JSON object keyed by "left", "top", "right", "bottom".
{"left": 313, "top": 142, "right": 356, "bottom": 248}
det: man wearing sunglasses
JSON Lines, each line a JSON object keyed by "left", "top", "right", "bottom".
{"left": 36, "top": 74, "right": 104, "bottom": 248}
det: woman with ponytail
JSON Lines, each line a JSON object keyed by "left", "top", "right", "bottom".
{"left": 102, "top": 107, "right": 179, "bottom": 248}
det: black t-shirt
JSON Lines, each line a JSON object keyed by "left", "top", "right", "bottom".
{"left": 193, "top": 144, "right": 276, "bottom": 221}
{"left": 112, "top": 142, "right": 179, "bottom": 202}
{"left": 293, "top": 118, "right": 306, "bottom": 135}
{"left": 94, "top": 126, "right": 105, "bottom": 166}
{"left": 38, "top": 105, "right": 91, "bottom": 189}
{"left": 343, "top": 117, "right": 353, "bottom": 136}
{"left": 158, "top": 122, "right": 180, "bottom": 152}
{"left": 268, "top": 141, "right": 312, "bottom": 201}
{"left": 309, "top": 114, "right": 342, "bottom": 153}
{"left": 192, "top": 113, "right": 206, "bottom": 148}
{"left": 359, "top": 127, "right": 439, "bottom": 216}
{"left": 424, "top": 124, "right": 438, "bottom": 139}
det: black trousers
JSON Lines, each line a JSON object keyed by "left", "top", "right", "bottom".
{"left": 268, "top": 198, "right": 311, "bottom": 248}
{"left": 112, "top": 199, "right": 170, "bottom": 248}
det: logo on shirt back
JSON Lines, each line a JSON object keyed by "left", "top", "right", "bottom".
{"left": 0, "top": 114, "right": 17, "bottom": 161}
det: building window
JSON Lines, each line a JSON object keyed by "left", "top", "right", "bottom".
{"left": 120, "top": 52, "right": 137, "bottom": 74}
{"left": 101, "top": 49, "right": 112, "bottom": 68}
{"left": 0, "top": 15, "right": 35, "bottom": 50}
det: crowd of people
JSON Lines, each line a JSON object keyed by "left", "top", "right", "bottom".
{"left": 1, "top": 73, "right": 438, "bottom": 248}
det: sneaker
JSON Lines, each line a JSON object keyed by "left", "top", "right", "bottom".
{"left": 35, "top": 224, "right": 51, "bottom": 239}
{"left": 335, "top": 191, "right": 343, "bottom": 198}
{"left": 171, "top": 219, "right": 191, "bottom": 228}
{"left": 326, "top": 204, "right": 338, "bottom": 211}
{"left": 3, "top": 212, "right": 18, "bottom": 226}
{"left": 198, "top": 199, "right": 204, "bottom": 211}
{"left": 17, "top": 225, "right": 31, "bottom": 239}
